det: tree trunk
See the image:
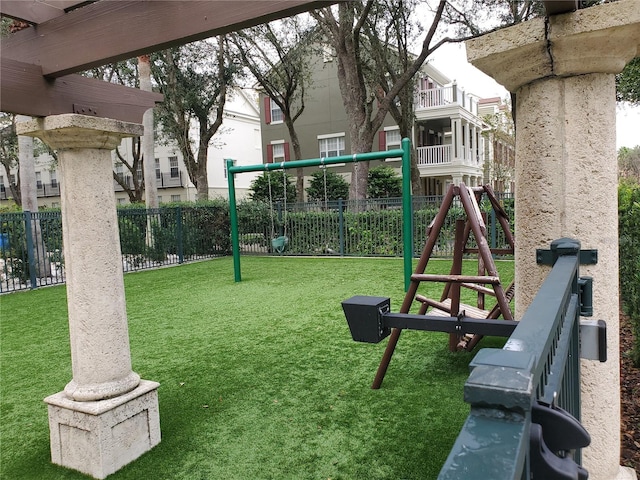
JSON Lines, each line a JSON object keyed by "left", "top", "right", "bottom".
{"left": 138, "top": 55, "right": 158, "bottom": 209}
{"left": 196, "top": 146, "right": 209, "bottom": 201}
{"left": 17, "top": 115, "right": 51, "bottom": 277}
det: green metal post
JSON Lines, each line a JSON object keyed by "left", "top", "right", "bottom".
{"left": 227, "top": 159, "right": 241, "bottom": 282}
{"left": 401, "top": 138, "right": 412, "bottom": 292}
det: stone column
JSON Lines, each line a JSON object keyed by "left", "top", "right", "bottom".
{"left": 466, "top": 3, "right": 639, "bottom": 480}
{"left": 17, "top": 114, "right": 160, "bottom": 480}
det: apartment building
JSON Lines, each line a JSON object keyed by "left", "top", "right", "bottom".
{"left": 0, "top": 88, "right": 262, "bottom": 208}
{"left": 259, "top": 48, "right": 487, "bottom": 198}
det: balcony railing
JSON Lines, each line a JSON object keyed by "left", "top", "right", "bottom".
{"left": 417, "top": 145, "right": 483, "bottom": 168}
{"left": 415, "top": 85, "right": 478, "bottom": 115}
{"left": 36, "top": 182, "right": 61, "bottom": 198}
{"left": 159, "top": 170, "right": 184, "bottom": 188}
{"left": 417, "top": 145, "right": 451, "bottom": 166}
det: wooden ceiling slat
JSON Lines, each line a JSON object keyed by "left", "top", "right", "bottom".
{"left": 2, "top": 0, "right": 335, "bottom": 78}
{"left": 0, "top": 0, "right": 66, "bottom": 24}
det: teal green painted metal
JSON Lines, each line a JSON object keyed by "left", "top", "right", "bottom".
{"left": 439, "top": 238, "right": 587, "bottom": 479}
{"left": 226, "top": 140, "right": 413, "bottom": 285}
{"left": 226, "top": 158, "right": 241, "bottom": 281}
{"left": 401, "top": 137, "right": 412, "bottom": 291}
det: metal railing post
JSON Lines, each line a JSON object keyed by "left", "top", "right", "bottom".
{"left": 175, "top": 206, "right": 184, "bottom": 264}
{"left": 338, "top": 199, "right": 345, "bottom": 256}
{"left": 23, "top": 211, "right": 38, "bottom": 290}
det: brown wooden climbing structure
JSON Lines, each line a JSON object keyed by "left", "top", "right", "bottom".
{"left": 371, "top": 183, "right": 515, "bottom": 389}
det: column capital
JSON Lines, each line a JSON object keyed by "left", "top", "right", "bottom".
{"left": 466, "top": 0, "right": 640, "bottom": 92}
{"left": 16, "top": 113, "right": 142, "bottom": 150}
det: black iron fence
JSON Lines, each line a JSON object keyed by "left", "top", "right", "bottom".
{"left": 0, "top": 194, "right": 514, "bottom": 292}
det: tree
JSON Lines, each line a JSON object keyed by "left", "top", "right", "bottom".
{"left": 617, "top": 57, "right": 640, "bottom": 105}
{"left": 0, "top": 114, "right": 20, "bottom": 205}
{"left": 367, "top": 165, "right": 402, "bottom": 198}
{"left": 84, "top": 60, "right": 150, "bottom": 203}
{"left": 311, "top": 1, "right": 451, "bottom": 200}
{"left": 230, "top": 16, "right": 317, "bottom": 202}
{"left": 363, "top": 0, "right": 426, "bottom": 196}
{"left": 249, "top": 171, "right": 297, "bottom": 204}
{"left": 138, "top": 54, "right": 159, "bottom": 209}
{"left": 306, "top": 169, "right": 349, "bottom": 201}
{"left": 481, "top": 99, "right": 516, "bottom": 191}
{"left": 114, "top": 138, "right": 144, "bottom": 203}
{"left": 152, "top": 37, "right": 239, "bottom": 200}
{"left": 619, "top": 146, "right": 640, "bottom": 182}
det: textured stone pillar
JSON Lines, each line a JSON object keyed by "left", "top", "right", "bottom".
{"left": 466, "top": 2, "right": 639, "bottom": 479}
{"left": 17, "top": 114, "right": 160, "bottom": 479}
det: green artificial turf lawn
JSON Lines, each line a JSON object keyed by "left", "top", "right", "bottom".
{"left": 0, "top": 256, "right": 513, "bottom": 480}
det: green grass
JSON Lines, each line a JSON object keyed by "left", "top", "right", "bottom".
{"left": 1, "top": 257, "right": 513, "bottom": 480}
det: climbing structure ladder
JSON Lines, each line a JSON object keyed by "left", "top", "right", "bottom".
{"left": 372, "top": 183, "right": 515, "bottom": 389}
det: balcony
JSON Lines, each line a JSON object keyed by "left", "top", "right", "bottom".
{"left": 415, "top": 85, "right": 478, "bottom": 115}
{"left": 36, "top": 182, "right": 61, "bottom": 198}
{"left": 417, "top": 145, "right": 451, "bottom": 166}
{"left": 158, "top": 170, "right": 184, "bottom": 188}
{"left": 417, "top": 145, "right": 482, "bottom": 169}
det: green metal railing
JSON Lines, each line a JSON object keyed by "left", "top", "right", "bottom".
{"left": 438, "top": 238, "right": 590, "bottom": 479}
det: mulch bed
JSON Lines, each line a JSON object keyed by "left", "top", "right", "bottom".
{"left": 620, "top": 310, "right": 640, "bottom": 471}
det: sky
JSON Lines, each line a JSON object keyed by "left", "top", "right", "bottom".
{"left": 428, "top": 42, "right": 640, "bottom": 150}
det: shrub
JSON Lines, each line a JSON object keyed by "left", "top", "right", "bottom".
{"left": 619, "top": 180, "right": 640, "bottom": 366}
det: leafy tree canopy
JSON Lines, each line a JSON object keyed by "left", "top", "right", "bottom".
{"left": 619, "top": 145, "right": 640, "bottom": 182}
{"left": 249, "top": 171, "right": 297, "bottom": 204}
{"left": 616, "top": 57, "right": 640, "bottom": 105}
{"left": 306, "top": 169, "right": 349, "bottom": 202}
{"left": 367, "top": 165, "right": 402, "bottom": 198}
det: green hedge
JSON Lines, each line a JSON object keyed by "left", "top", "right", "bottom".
{"left": 619, "top": 181, "right": 640, "bottom": 366}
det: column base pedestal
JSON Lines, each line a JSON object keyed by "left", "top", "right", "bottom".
{"left": 44, "top": 379, "right": 160, "bottom": 479}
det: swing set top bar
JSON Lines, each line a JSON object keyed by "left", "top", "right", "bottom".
{"left": 227, "top": 138, "right": 413, "bottom": 288}
{"left": 228, "top": 147, "right": 405, "bottom": 175}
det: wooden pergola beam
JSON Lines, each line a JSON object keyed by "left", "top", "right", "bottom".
{"left": 2, "top": 0, "right": 336, "bottom": 78}
{"left": 1, "top": 58, "right": 162, "bottom": 123}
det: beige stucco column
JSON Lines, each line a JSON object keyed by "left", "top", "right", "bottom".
{"left": 17, "top": 114, "right": 160, "bottom": 479}
{"left": 466, "top": 2, "right": 639, "bottom": 479}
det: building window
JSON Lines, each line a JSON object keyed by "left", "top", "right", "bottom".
{"left": 155, "top": 158, "right": 161, "bottom": 180}
{"left": 264, "top": 97, "right": 283, "bottom": 124}
{"left": 386, "top": 129, "right": 402, "bottom": 150}
{"left": 169, "top": 156, "right": 179, "bottom": 178}
{"left": 9, "top": 174, "right": 16, "bottom": 186}
{"left": 136, "top": 165, "right": 143, "bottom": 183}
{"left": 117, "top": 198, "right": 126, "bottom": 205}
{"left": 171, "top": 194, "right": 181, "bottom": 202}
{"left": 266, "top": 141, "right": 289, "bottom": 164}
{"left": 157, "top": 196, "right": 162, "bottom": 204}
{"left": 36, "top": 171, "right": 42, "bottom": 189}
{"left": 319, "top": 135, "right": 345, "bottom": 158}
{"left": 115, "top": 162, "right": 124, "bottom": 181}
{"left": 50, "top": 170, "right": 58, "bottom": 188}
{"left": 271, "top": 101, "right": 283, "bottom": 123}
{"left": 224, "top": 159, "right": 236, "bottom": 179}
{"left": 0, "top": 175, "right": 4, "bottom": 192}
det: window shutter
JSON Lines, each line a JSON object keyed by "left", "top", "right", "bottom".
{"left": 379, "top": 131, "right": 386, "bottom": 151}
{"left": 264, "top": 97, "right": 271, "bottom": 124}
{"left": 266, "top": 144, "right": 274, "bottom": 163}
{"left": 284, "top": 142, "right": 290, "bottom": 162}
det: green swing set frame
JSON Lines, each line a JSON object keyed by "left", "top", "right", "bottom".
{"left": 226, "top": 138, "right": 413, "bottom": 286}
